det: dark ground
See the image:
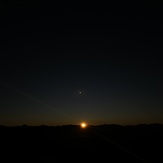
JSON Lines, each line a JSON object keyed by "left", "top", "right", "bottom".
{"left": 0, "top": 124, "right": 163, "bottom": 162}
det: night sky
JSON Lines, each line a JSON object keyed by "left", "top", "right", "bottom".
{"left": 0, "top": 1, "right": 163, "bottom": 126}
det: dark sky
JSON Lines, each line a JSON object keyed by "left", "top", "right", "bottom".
{"left": 0, "top": 1, "right": 163, "bottom": 126}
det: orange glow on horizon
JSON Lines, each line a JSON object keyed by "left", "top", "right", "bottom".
{"left": 80, "top": 122, "right": 87, "bottom": 128}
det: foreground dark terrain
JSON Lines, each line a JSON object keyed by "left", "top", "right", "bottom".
{"left": 0, "top": 124, "right": 163, "bottom": 162}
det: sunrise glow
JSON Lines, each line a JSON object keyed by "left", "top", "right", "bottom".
{"left": 80, "top": 122, "right": 87, "bottom": 128}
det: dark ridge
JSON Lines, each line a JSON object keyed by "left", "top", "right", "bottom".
{"left": 0, "top": 123, "right": 163, "bottom": 162}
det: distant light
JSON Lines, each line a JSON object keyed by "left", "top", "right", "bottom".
{"left": 80, "top": 122, "right": 87, "bottom": 128}
{"left": 79, "top": 91, "right": 82, "bottom": 94}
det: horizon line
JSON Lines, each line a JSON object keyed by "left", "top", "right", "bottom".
{"left": 0, "top": 122, "right": 163, "bottom": 127}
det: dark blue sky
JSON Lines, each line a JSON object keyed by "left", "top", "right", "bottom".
{"left": 0, "top": 1, "right": 163, "bottom": 125}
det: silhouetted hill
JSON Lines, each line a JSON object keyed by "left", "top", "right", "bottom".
{"left": 0, "top": 124, "right": 163, "bottom": 162}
